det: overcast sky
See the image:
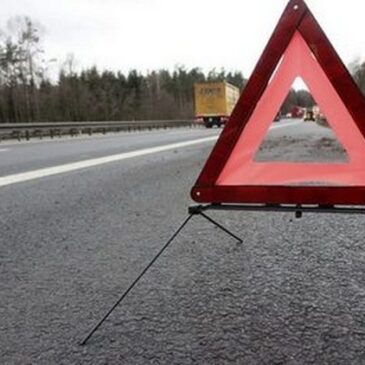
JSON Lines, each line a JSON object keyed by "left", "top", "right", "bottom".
{"left": 1, "top": 0, "right": 365, "bottom": 80}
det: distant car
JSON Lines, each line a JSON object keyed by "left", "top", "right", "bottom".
{"left": 290, "top": 105, "right": 304, "bottom": 119}
{"left": 303, "top": 109, "right": 315, "bottom": 121}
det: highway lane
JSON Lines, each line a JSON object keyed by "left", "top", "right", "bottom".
{"left": 1, "top": 121, "right": 364, "bottom": 364}
{"left": 0, "top": 119, "right": 299, "bottom": 178}
{"left": 0, "top": 128, "right": 220, "bottom": 177}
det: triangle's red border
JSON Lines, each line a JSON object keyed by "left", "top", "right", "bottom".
{"left": 191, "top": 0, "right": 365, "bottom": 205}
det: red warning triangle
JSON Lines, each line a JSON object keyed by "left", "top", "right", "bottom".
{"left": 191, "top": 0, "right": 365, "bottom": 206}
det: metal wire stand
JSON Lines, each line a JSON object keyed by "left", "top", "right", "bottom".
{"left": 80, "top": 207, "right": 242, "bottom": 345}
{"left": 81, "top": 202, "right": 365, "bottom": 345}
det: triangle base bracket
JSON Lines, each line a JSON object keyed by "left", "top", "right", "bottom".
{"left": 189, "top": 203, "right": 365, "bottom": 216}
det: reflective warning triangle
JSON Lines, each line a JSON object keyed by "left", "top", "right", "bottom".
{"left": 191, "top": 0, "right": 365, "bottom": 206}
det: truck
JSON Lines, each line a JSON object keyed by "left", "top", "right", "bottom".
{"left": 194, "top": 81, "right": 240, "bottom": 128}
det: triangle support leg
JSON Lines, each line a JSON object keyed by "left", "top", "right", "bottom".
{"left": 198, "top": 211, "right": 243, "bottom": 245}
{"left": 80, "top": 213, "right": 194, "bottom": 346}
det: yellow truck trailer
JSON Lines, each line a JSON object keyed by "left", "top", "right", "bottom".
{"left": 194, "top": 81, "right": 240, "bottom": 128}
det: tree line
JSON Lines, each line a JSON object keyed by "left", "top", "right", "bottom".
{"left": 1, "top": 16, "right": 365, "bottom": 124}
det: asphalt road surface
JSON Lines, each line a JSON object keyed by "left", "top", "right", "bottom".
{"left": 1, "top": 121, "right": 365, "bottom": 364}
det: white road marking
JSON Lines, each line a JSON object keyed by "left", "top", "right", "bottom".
{"left": 0, "top": 121, "right": 301, "bottom": 188}
{"left": 0, "top": 136, "right": 217, "bottom": 188}
{"left": 0, "top": 148, "right": 8, "bottom": 152}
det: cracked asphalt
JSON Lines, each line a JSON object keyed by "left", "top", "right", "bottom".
{"left": 1, "top": 123, "right": 365, "bottom": 364}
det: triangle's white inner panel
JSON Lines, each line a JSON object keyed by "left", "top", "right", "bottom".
{"left": 254, "top": 77, "right": 348, "bottom": 163}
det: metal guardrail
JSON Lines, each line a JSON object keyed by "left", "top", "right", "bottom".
{"left": 0, "top": 120, "right": 196, "bottom": 142}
